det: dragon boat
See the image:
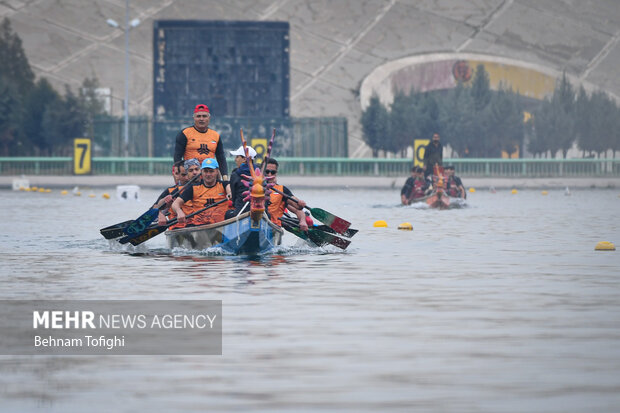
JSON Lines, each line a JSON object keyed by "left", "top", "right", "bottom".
{"left": 165, "top": 211, "right": 283, "bottom": 255}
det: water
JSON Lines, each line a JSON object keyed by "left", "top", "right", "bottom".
{"left": 1, "top": 186, "right": 620, "bottom": 412}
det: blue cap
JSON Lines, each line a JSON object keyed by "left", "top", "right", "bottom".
{"left": 201, "top": 158, "right": 219, "bottom": 169}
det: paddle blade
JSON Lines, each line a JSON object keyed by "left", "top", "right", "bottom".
{"left": 309, "top": 207, "right": 351, "bottom": 234}
{"left": 315, "top": 225, "right": 358, "bottom": 238}
{"left": 307, "top": 229, "right": 350, "bottom": 250}
{"left": 123, "top": 209, "right": 159, "bottom": 236}
{"left": 281, "top": 219, "right": 350, "bottom": 250}
{"left": 119, "top": 225, "right": 167, "bottom": 246}
{"left": 100, "top": 220, "right": 133, "bottom": 239}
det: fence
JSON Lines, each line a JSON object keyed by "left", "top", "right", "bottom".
{"left": 1, "top": 157, "right": 619, "bottom": 177}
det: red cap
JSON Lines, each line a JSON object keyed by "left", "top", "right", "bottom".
{"left": 194, "top": 104, "right": 209, "bottom": 113}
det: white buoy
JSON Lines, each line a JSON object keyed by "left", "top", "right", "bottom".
{"left": 564, "top": 186, "right": 571, "bottom": 196}
{"left": 116, "top": 185, "right": 141, "bottom": 201}
{"left": 12, "top": 175, "right": 29, "bottom": 191}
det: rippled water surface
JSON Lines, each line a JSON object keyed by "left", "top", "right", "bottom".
{"left": 1, "top": 186, "right": 620, "bottom": 412}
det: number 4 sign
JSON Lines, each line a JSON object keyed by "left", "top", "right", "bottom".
{"left": 73, "top": 138, "right": 92, "bottom": 175}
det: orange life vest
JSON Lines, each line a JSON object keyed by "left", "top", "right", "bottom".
{"left": 188, "top": 181, "right": 230, "bottom": 226}
{"left": 167, "top": 184, "right": 195, "bottom": 229}
{"left": 268, "top": 184, "right": 286, "bottom": 225}
{"left": 182, "top": 127, "right": 220, "bottom": 163}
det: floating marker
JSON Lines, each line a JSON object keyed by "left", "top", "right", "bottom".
{"left": 564, "top": 187, "right": 571, "bottom": 196}
{"left": 61, "top": 190, "right": 68, "bottom": 195}
{"left": 38, "top": 188, "right": 45, "bottom": 193}
{"left": 24, "top": 188, "right": 31, "bottom": 192}
{"left": 74, "top": 192, "right": 82, "bottom": 196}
{"left": 511, "top": 189, "right": 518, "bottom": 194}
{"left": 541, "top": 190, "right": 548, "bottom": 195}
{"left": 469, "top": 187, "right": 476, "bottom": 193}
{"left": 31, "top": 186, "right": 38, "bottom": 191}
{"left": 398, "top": 222, "right": 413, "bottom": 231}
{"left": 102, "top": 193, "right": 111, "bottom": 199}
{"left": 373, "top": 220, "right": 388, "bottom": 228}
{"left": 595, "top": 241, "right": 615, "bottom": 251}
{"left": 88, "top": 193, "right": 96, "bottom": 198}
{"left": 45, "top": 189, "right": 51, "bottom": 193}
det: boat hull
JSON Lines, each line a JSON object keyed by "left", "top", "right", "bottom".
{"left": 426, "top": 190, "right": 466, "bottom": 209}
{"left": 165, "top": 212, "right": 283, "bottom": 255}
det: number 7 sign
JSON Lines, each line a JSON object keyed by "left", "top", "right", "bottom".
{"left": 73, "top": 138, "right": 92, "bottom": 175}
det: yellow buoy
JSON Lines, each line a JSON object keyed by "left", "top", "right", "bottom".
{"left": 31, "top": 186, "right": 38, "bottom": 191}
{"left": 102, "top": 193, "right": 110, "bottom": 199}
{"left": 45, "top": 189, "right": 51, "bottom": 193}
{"left": 373, "top": 220, "right": 388, "bottom": 228}
{"left": 61, "top": 190, "right": 68, "bottom": 195}
{"left": 541, "top": 190, "right": 548, "bottom": 195}
{"left": 398, "top": 222, "right": 413, "bottom": 231}
{"left": 595, "top": 241, "right": 616, "bottom": 251}
{"left": 38, "top": 188, "right": 45, "bottom": 192}
{"left": 24, "top": 187, "right": 31, "bottom": 192}
{"left": 88, "top": 193, "right": 96, "bottom": 198}
{"left": 19, "top": 186, "right": 26, "bottom": 191}
{"left": 469, "top": 187, "right": 476, "bottom": 193}
{"left": 74, "top": 192, "right": 82, "bottom": 196}
{"left": 511, "top": 189, "right": 518, "bottom": 194}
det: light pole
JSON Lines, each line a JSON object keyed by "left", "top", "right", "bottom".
{"left": 106, "top": 0, "right": 139, "bottom": 170}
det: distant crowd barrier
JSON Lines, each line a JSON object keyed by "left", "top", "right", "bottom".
{"left": 1, "top": 157, "right": 619, "bottom": 177}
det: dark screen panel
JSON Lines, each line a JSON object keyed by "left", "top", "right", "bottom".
{"left": 153, "top": 20, "right": 290, "bottom": 119}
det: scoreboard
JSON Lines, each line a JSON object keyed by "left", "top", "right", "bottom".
{"left": 153, "top": 20, "right": 290, "bottom": 119}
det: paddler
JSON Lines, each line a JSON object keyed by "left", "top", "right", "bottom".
{"left": 156, "top": 158, "right": 201, "bottom": 227}
{"left": 445, "top": 165, "right": 466, "bottom": 199}
{"left": 225, "top": 146, "right": 258, "bottom": 219}
{"left": 401, "top": 166, "right": 431, "bottom": 205}
{"left": 264, "top": 159, "right": 308, "bottom": 232}
{"left": 171, "top": 158, "right": 232, "bottom": 226}
{"left": 173, "top": 103, "right": 231, "bottom": 198}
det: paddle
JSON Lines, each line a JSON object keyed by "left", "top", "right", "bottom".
{"left": 282, "top": 212, "right": 358, "bottom": 238}
{"left": 260, "top": 128, "right": 276, "bottom": 174}
{"left": 271, "top": 187, "right": 351, "bottom": 235}
{"left": 314, "top": 224, "right": 358, "bottom": 238}
{"left": 118, "top": 198, "right": 229, "bottom": 246}
{"left": 122, "top": 174, "right": 200, "bottom": 236}
{"left": 280, "top": 218, "right": 350, "bottom": 250}
{"left": 100, "top": 220, "right": 133, "bottom": 239}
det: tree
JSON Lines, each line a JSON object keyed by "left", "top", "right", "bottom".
{"left": 0, "top": 75, "right": 21, "bottom": 155}
{"left": 361, "top": 93, "right": 389, "bottom": 157}
{"left": 553, "top": 72, "right": 576, "bottom": 158}
{"left": 486, "top": 87, "right": 523, "bottom": 157}
{"left": 439, "top": 82, "right": 477, "bottom": 157}
{"left": 42, "top": 86, "right": 88, "bottom": 155}
{"left": 389, "top": 90, "right": 415, "bottom": 156}
{"left": 21, "top": 78, "right": 62, "bottom": 154}
{"left": 470, "top": 64, "right": 492, "bottom": 112}
{"left": 0, "top": 18, "right": 34, "bottom": 95}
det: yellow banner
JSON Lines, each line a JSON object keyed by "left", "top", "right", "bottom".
{"left": 73, "top": 138, "right": 91, "bottom": 175}
{"left": 414, "top": 139, "right": 429, "bottom": 167}
{"left": 251, "top": 138, "right": 268, "bottom": 165}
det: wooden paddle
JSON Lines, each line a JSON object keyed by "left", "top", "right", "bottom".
{"left": 280, "top": 217, "right": 350, "bottom": 250}
{"left": 118, "top": 198, "right": 229, "bottom": 246}
{"left": 271, "top": 187, "right": 351, "bottom": 235}
{"left": 121, "top": 173, "right": 200, "bottom": 237}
